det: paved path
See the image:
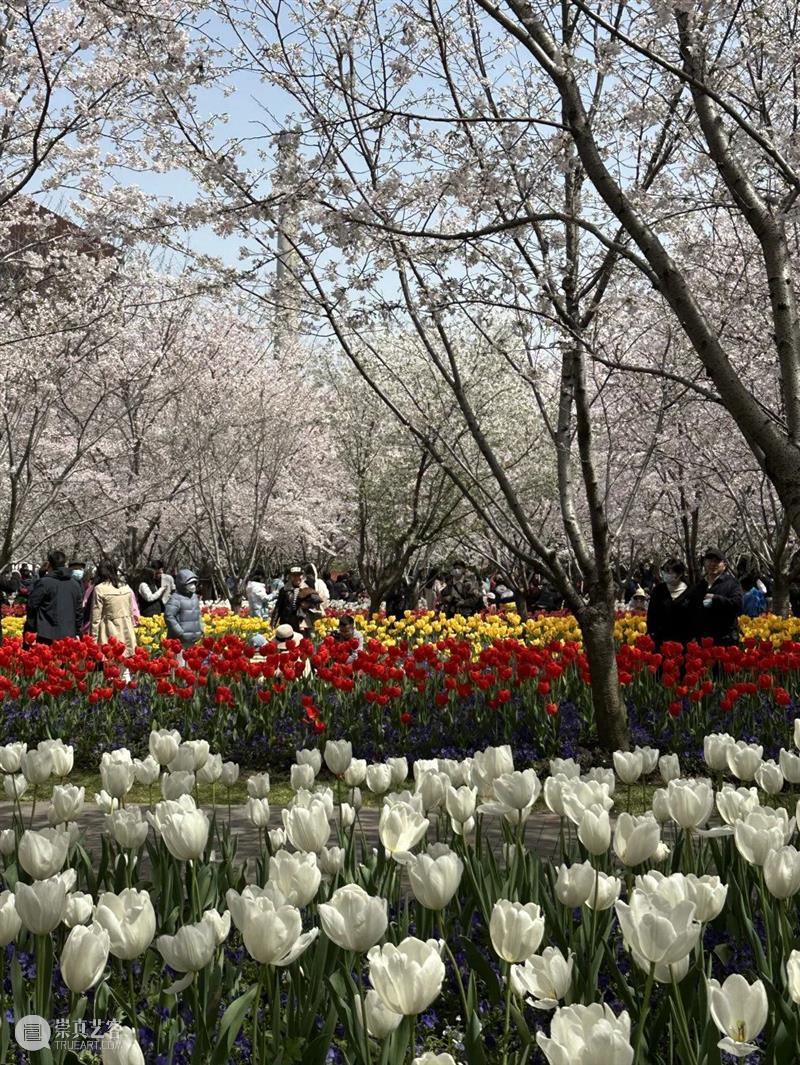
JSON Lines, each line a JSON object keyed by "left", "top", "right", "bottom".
{"left": 1, "top": 802, "right": 569, "bottom": 864}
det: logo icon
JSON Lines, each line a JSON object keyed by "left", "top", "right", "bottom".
{"left": 15, "top": 1015, "right": 51, "bottom": 1051}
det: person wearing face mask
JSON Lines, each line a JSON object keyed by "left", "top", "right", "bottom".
{"left": 647, "top": 559, "right": 691, "bottom": 648}
{"left": 690, "top": 548, "right": 743, "bottom": 646}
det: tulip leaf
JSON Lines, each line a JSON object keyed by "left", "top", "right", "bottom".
{"left": 211, "top": 982, "right": 259, "bottom": 1065}
{"left": 460, "top": 938, "right": 502, "bottom": 1007}
{"left": 510, "top": 1003, "right": 532, "bottom": 1044}
{"left": 464, "top": 1008, "right": 488, "bottom": 1065}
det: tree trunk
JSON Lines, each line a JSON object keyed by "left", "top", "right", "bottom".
{"left": 578, "top": 605, "right": 629, "bottom": 751}
{"left": 772, "top": 569, "right": 791, "bottom": 617}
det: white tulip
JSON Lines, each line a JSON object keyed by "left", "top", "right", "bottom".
{"left": 0, "top": 742, "right": 26, "bottom": 774}
{"left": 613, "top": 813, "right": 661, "bottom": 866}
{"left": 658, "top": 754, "right": 680, "bottom": 783}
{"left": 554, "top": 861, "right": 596, "bottom": 908}
{"left": 196, "top": 753, "right": 222, "bottom": 785}
{"left": 704, "top": 733, "right": 735, "bottom": 773}
{"left": 0, "top": 890, "right": 21, "bottom": 945}
{"left": 18, "top": 828, "right": 70, "bottom": 880}
{"left": 583, "top": 871, "right": 622, "bottom": 911}
{"left": 716, "top": 785, "right": 760, "bottom": 825}
{"left": 268, "top": 850, "right": 321, "bottom": 907}
{"left": 367, "top": 937, "right": 445, "bottom": 1015}
{"left": 324, "top": 740, "right": 352, "bottom": 776}
{"left": 764, "top": 846, "right": 800, "bottom": 899}
{"left": 106, "top": 807, "right": 149, "bottom": 850}
{"left": 666, "top": 778, "right": 714, "bottom": 829}
{"left": 161, "top": 771, "right": 195, "bottom": 800}
{"left": 726, "top": 741, "right": 763, "bottom": 782}
{"left": 149, "top": 729, "right": 181, "bottom": 766}
{"left": 282, "top": 800, "right": 331, "bottom": 852}
{"left": 60, "top": 923, "right": 110, "bottom": 993}
{"left": 290, "top": 764, "right": 316, "bottom": 792}
{"left": 549, "top": 757, "right": 580, "bottom": 779}
{"left": 220, "top": 762, "right": 240, "bottom": 787}
{"left": 490, "top": 900, "right": 544, "bottom": 962}
{"left": 755, "top": 759, "right": 784, "bottom": 795}
{"left": 537, "top": 1003, "right": 633, "bottom": 1065}
{"left": 132, "top": 755, "right": 160, "bottom": 787}
{"left": 378, "top": 802, "right": 429, "bottom": 858}
{"left": 386, "top": 757, "right": 408, "bottom": 787}
{"left": 779, "top": 748, "right": 800, "bottom": 784}
{"left": 63, "top": 892, "right": 94, "bottom": 928}
{"left": 319, "top": 883, "right": 388, "bottom": 952}
{"left": 406, "top": 847, "right": 464, "bottom": 910}
{"left": 14, "top": 876, "right": 68, "bottom": 934}
{"left": 511, "top": 946, "right": 574, "bottom": 1009}
{"left": 247, "top": 773, "right": 270, "bottom": 798}
{"left": 707, "top": 974, "right": 768, "bottom": 1058}
{"left": 365, "top": 764, "right": 393, "bottom": 795}
{"left": 295, "top": 748, "right": 322, "bottom": 775}
{"left": 613, "top": 750, "right": 643, "bottom": 785}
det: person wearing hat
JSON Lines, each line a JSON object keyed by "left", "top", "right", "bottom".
{"left": 271, "top": 566, "right": 322, "bottom": 635}
{"left": 690, "top": 548, "right": 743, "bottom": 646}
{"left": 626, "top": 586, "right": 649, "bottom": 613}
{"left": 164, "top": 569, "right": 204, "bottom": 654}
{"left": 440, "top": 562, "right": 482, "bottom": 619}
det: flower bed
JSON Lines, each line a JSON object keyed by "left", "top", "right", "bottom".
{"left": 1, "top": 729, "right": 800, "bottom": 1063}
{"left": 0, "top": 620, "right": 798, "bottom": 771}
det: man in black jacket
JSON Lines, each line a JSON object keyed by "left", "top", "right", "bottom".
{"left": 691, "top": 548, "right": 743, "bottom": 646}
{"left": 24, "top": 550, "right": 83, "bottom": 644}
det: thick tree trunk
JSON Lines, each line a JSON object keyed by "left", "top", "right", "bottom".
{"left": 772, "top": 569, "right": 791, "bottom": 617}
{"left": 578, "top": 605, "right": 629, "bottom": 751}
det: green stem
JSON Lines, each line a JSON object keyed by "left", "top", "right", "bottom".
{"left": 127, "top": 963, "right": 140, "bottom": 1039}
{"left": 501, "top": 961, "right": 513, "bottom": 1065}
{"left": 252, "top": 967, "right": 266, "bottom": 1063}
{"left": 633, "top": 963, "right": 656, "bottom": 1063}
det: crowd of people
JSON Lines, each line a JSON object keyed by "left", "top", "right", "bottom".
{"left": 0, "top": 546, "right": 795, "bottom": 656}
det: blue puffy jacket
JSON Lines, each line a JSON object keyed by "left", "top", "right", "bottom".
{"left": 164, "top": 569, "right": 204, "bottom": 646}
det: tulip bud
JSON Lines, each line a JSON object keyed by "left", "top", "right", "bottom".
{"left": 726, "top": 741, "right": 763, "bottom": 782}
{"left": 21, "top": 748, "right": 52, "bottom": 785}
{"left": 156, "top": 919, "right": 217, "bottom": 972}
{"left": 613, "top": 750, "right": 643, "bottom": 785}
{"left": 60, "top": 923, "right": 110, "bottom": 993}
{"left": 703, "top": 733, "right": 735, "bottom": 773}
{"left": 94, "top": 888, "right": 156, "bottom": 959}
{"left": 220, "top": 762, "right": 240, "bottom": 788}
{"left": 290, "top": 764, "right": 316, "bottom": 792}
{"left": 366, "top": 764, "right": 393, "bottom": 796}
{"left": 577, "top": 806, "right": 611, "bottom": 855}
{"left": 787, "top": 950, "right": 800, "bottom": 1004}
{"left": 63, "top": 892, "right": 94, "bottom": 928}
{"left": 0, "top": 890, "right": 21, "bottom": 945}
{"left": 779, "top": 748, "right": 800, "bottom": 785}
{"left": 162, "top": 770, "right": 195, "bottom": 800}
{"left": 319, "top": 883, "right": 388, "bottom": 951}
{"left": 490, "top": 900, "right": 544, "bottom": 962}
{"left": 247, "top": 797, "right": 271, "bottom": 829}
{"left": 613, "top": 813, "right": 661, "bottom": 867}
{"left": 247, "top": 773, "right": 270, "bottom": 798}
{"left": 406, "top": 846, "right": 464, "bottom": 910}
{"left": 4, "top": 774, "right": 27, "bottom": 801}
{"left": 132, "top": 756, "right": 160, "bottom": 787}
{"left": 583, "top": 870, "right": 621, "bottom": 911}
{"left": 324, "top": 740, "right": 352, "bottom": 776}
{"left": 555, "top": 860, "right": 596, "bottom": 907}
{"left": 0, "top": 742, "right": 26, "bottom": 774}
{"left": 295, "top": 748, "right": 322, "bottom": 775}
{"left": 386, "top": 757, "right": 408, "bottom": 787}
{"left": 658, "top": 754, "right": 680, "bottom": 783}
{"left": 764, "top": 846, "right": 800, "bottom": 899}
{"left": 379, "top": 802, "right": 429, "bottom": 858}
{"left": 149, "top": 729, "right": 181, "bottom": 766}
{"left": 318, "top": 845, "right": 345, "bottom": 877}
{"left": 101, "top": 1024, "right": 145, "bottom": 1065}
{"left": 282, "top": 800, "right": 331, "bottom": 852}
{"left": 362, "top": 989, "right": 403, "bottom": 1038}
{"left": 196, "top": 753, "right": 223, "bottom": 785}
{"left": 635, "top": 746, "right": 659, "bottom": 775}
{"left": 14, "top": 876, "right": 69, "bottom": 934}
{"left": 39, "top": 740, "right": 73, "bottom": 778}
{"left": 18, "top": 828, "right": 70, "bottom": 880}
{"left": 106, "top": 807, "right": 149, "bottom": 851}
{"left": 549, "top": 757, "right": 580, "bottom": 779}
{"left": 755, "top": 759, "right": 784, "bottom": 796}
{"left": 49, "top": 784, "right": 85, "bottom": 824}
